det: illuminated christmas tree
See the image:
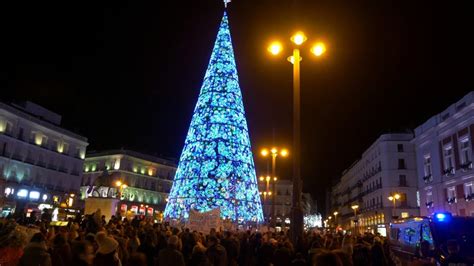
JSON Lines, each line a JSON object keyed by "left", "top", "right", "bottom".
{"left": 164, "top": 11, "right": 264, "bottom": 223}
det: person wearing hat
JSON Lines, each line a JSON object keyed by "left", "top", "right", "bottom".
{"left": 93, "top": 231, "right": 120, "bottom": 266}
{"left": 18, "top": 232, "right": 52, "bottom": 266}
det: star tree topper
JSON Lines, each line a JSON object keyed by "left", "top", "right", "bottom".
{"left": 224, "top": 0, "right": 231, "bottom": 8}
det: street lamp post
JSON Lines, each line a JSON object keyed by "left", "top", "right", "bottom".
{"left": 333, "top": 211, "right": 338, "bottom": 229}
{"left": 259, "top": 176, "right": 275, "bottom": 225}
{"left": 351, "top": 204, "right": 359, "bottom": 234}
{"left": 268, "top": 32, "right": 326, "bottom": 245}
{"left": 261, "top": 147, "right": 288, "bottom": 227}
{"left": 388, "top": 193, "right": 401, "bottom": 220}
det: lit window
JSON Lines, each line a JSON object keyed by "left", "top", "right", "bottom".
{"left": 444, "top": 145, "right": 455, "bottom": 171}
{"left": 447, "top": 186, "right": 456, "bottom": 201}
{"left": 401, "top": 212, "right": 409, "bottom": 218}
{"left": 465, "top": 182, "right": 473, "bottom": 197}
{"left": 17, "top": 189, "right": 28, "bottom": 198}
{"left": 426, "top": 191, "right": 433, "bottom": 204}
{"left": 460, "top": 138, "right": 472, "bottom": 165}
{"left": 423, "top": 155, "right": 432, "bottom": 176}
{"left": 114, "top": 159, "right": 121, "bottom": 170}
{"left": 29, "top": 191, "right": 40, "bottom": 200}
{"left": 4, "top": 187, "right": 13, "bottom": 196}
{"left": 0, "top": 120, "right": 13, "bottom": 133}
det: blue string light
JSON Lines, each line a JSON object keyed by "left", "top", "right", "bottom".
{"left": 164, "top": 12, "right": 264, "bottom": 223}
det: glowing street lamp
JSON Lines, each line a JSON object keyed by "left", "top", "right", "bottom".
{"left": 267, "top": 31, "right": 327, "bottom": 244}
{"left": 267, "top": 41, "right": 283, "bottom": 55}
{"left": 290, "top": 31, "right": 307, "bottom": 46}
{"left": 351, "top": 204, "right": 359, "bottom": 233}
{"left": 311, "top": 42, "right": 326, "bottom": 57}
{"left": 115, "top": 180, "right": 128, "bottom": 199}
{"left": 388, "top": 193, "right": 401, "bottom": 219}
{"left": 260, "top": 147, "right": 288, "bottom": 227}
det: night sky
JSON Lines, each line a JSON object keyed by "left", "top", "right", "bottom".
{"left": 1, "top": 1, "right": 473, "bottom": 214}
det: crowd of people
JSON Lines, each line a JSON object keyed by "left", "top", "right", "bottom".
{"left": 0, "top": 210, "right": 469, "bottom": 266}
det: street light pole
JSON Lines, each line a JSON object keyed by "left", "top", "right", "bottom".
{"left": 351, "top": 204, "right": 359, "bottom": 235}
{"left": 267, "top": 33, "right": 326, "bottom": 245}
{"left": 388, "top": 193, "right": 400, "bottom": 220}
{"left": 291, "top": 46, "right": 304, "bottom": 245}
{"left": 271, "top": 153, "right": 277, "bottom": 228}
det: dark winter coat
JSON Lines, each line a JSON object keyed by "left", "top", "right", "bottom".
{"left": 158, "top": 246, "right": 186, "bottom": 266}
{"left": 18, "top": 242, "right": 52, "bottom": 266}
{"left": 206, "top": 243, "right": 228, "bottom": 266}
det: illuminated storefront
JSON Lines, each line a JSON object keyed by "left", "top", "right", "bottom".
{"left": 1, "top": 185, "right": 79, "bottom": 220}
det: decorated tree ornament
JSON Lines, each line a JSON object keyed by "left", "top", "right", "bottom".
{"left": 164, "top": 12, "right": 263, "bottom": 223}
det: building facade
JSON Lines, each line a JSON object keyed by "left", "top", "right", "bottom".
{"left": 259, "top": 179, "right": 292, "bottom": 228}
{"left": 331, "top": 133, "right": 419, "bottom": 235}
{"left": 413, "top": 91, "right": 474, "bottom": 217}
{"left": 80, "top": 150, "right": 176, "bottom": 219}
{"left": 259, "top": 179, "right": 318, "bottom": 230}
{"left": 0, "top": 101, "right": 88, "bottom": 218}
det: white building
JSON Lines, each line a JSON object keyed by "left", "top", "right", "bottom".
{"left": 80, "top": 150, "right": 176, "bottom": 218}
{"left": 413, "top": 91, "right": 474, "bottom": 217}
{"left": 0, "top": 101, "right": 88, "bottom": 218}
{"left": 331, "top": 133, "right": 419, "bottom": 235}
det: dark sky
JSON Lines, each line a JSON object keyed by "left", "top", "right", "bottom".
{"left": 1, "top": 1, "right": 473, "bottom": 214}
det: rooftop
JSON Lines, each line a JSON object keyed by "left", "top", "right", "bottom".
{"left": 86, "top": 149, "right": 177, "bottom": 167}
{"left": 415, "top": 91, "right": 474, "bottom": 137}
{"left": 0, "top": 101, "right": 88, "bottom": 143}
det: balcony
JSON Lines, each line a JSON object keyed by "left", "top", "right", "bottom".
{"left": 465, "top": 194, "right": 474, "bottom": 202}
{"left": 11, "top": 153, "right": 23, "bottom": 161}
{"left": 447, "top": 197, "right": 456, "bottom": 204}
{"left": 461, "top": 162, "right": 473, "bottom": 172}
{"left": 1, "top": 132, "right": 84, "bottom": 161}
{"left": 443, "top": 167, "right": 455, "bottom": 177}
{"left": 423, "top": 174, "right": 433, "bottom": 184}
{"left": 58, "top": 167, "right": 69, "bottom": 174}
{"left": 362, "top": 166, "right": 382, "bottom": 182}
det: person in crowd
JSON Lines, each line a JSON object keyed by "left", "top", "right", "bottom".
{"left": 221, "top": 231, "right": 240, "bottom": 266}
{"left": 93, "top": 231, "right": 121, "bottom": 266}
{"left": 71, "top": 241, "right": 94, "bottom": 266}
{"left": 206, "top": 235, "right": 228, "bottom": 266}
{"left": 137, "top": 232, "right": 157, "bottom": 266}
{"left": 19, "top": 232, "right": 52, "bottom": 266}
{"left": 442, "top": 239, "right": 470, "bottom": 266}
{"left": 0, "top": 220, "right": 27, "bottom": 266}
{"left": 371, "top": 237, "right": 387, "bottom": 266}
{"left": 127, "top": 252, "right": 147, "bottom": 266}
{"left": 50, "top": 233, "right": 72, "bottom": 266}
{"left": 158, "top": 235, "right": 186, "bottom": 266}
{"left": 273, "top": 240, "right": 292, "bottom": 266}
{"left": 5, "top": 213, "right": 449, "bottom": 266}
{"left": 189, "top": 235, "right": 210, "bottom": 266}
{"left": 291, "top": 252, "right": 306, "bottom": 266}
{"left": 352, "top": 243, "right": 371, "bottom": 266}
{"left": 313, "top": 250, "right": 343, "bottom": 266}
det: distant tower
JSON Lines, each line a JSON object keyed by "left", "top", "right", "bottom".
{"left": 164, "top": 11, "right": 264, "bottom": 223}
